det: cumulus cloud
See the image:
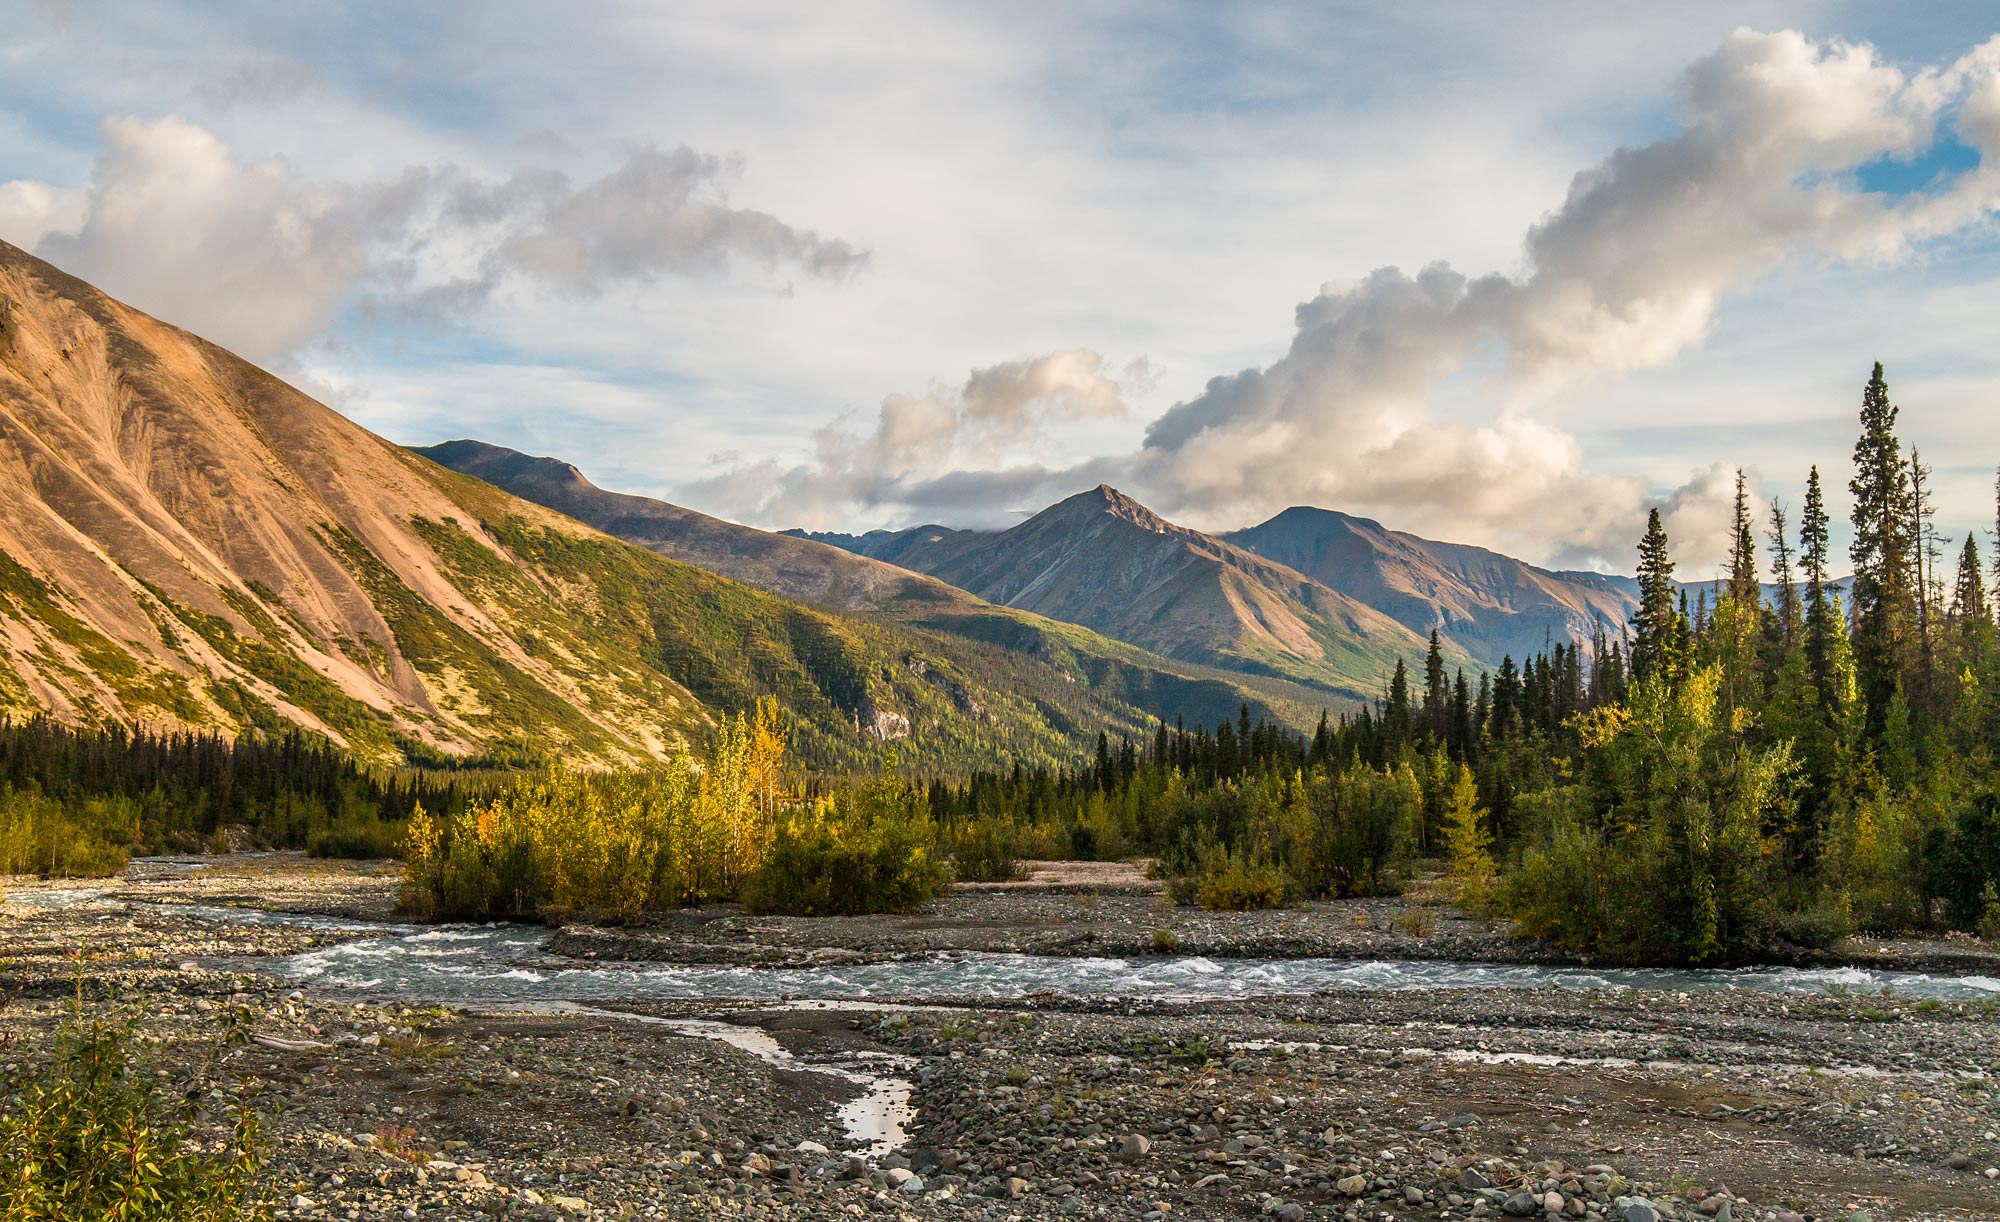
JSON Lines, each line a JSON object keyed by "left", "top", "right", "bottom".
{"left": 715, "top": 30, "right": 2000, "bottom": 569}
{"left": 0, "top": 181, "right": 85, "bottom": 250}
{"left": 0, "top": 116, "right": 867, "bottom": 361}
{"left": 1127, "top": 29, "right": 2000, "bottom": 566}
{"left": 683, "top": 349, "right": 1144, "bottom": 529}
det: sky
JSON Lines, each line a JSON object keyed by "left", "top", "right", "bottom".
{"left": 3, "top": 3, "right": 2000, "bottom": 577}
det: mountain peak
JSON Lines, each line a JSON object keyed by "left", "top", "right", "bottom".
{"left": 1045, "top": 483, "right": 1166, "bottom": 531}
{"left": 414, "top": 440, "right": 593, "bottom": 491}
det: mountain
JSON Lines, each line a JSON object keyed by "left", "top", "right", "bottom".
{"left": 417, "top": 441, "right": 971, "bottom": 614}
{"left": 0, "top": 240, "right": 1291, "bottom": 770}
{"left": 417, "top": 441, "right": 1331, "bottom": 731}
{"left": 1220, "top": 507, "right": 1638, "bottom": 667}
{"left": 792, "top": 487, "right": 1457, "bottom": 702}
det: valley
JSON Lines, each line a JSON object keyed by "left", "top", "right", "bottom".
{"left": 5, "top": 858, "right": 1998, "bottom": 1222}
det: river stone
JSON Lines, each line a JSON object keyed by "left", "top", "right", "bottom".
{"left": 1504, "top": 1193, "right": 1540, "bottom": 1216}
{"left": 1336, "top": 1174, "right": 1367, "bottom": 1196}
{"left": 1459, "top": 1169, "right": 1493, "bottom": 1190}
{"left": 1119, "top": 1134, "right": 1152, "bottom": 1161}
{"left": 1619, "top": 1204, "right": 1661, "bottom": 1222}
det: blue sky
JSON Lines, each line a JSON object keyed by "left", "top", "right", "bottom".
{"left": 4, "top": 2, "right": 2000, "bottom": 575}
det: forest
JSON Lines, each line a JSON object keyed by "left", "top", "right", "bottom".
{"left": 927, "top": 363, "right": 2000, "bottom": 961}
{"left": 4, "top": 364, "right": 1998, "bottom": 962}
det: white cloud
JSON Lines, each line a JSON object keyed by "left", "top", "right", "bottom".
{"left": 2, "top": 116, "right": 866, "bottom": 362}
{"left": 684, "top": 349, "right": 1144, "bottom": 528}
{"left": 719, "top": 29, "right": 1999, "bottom": 568}
{"left": 1104, "top": 30, "right": 2000, "bottom": 567}
{"left": 0, "top": 181, "right": 84, "bottom": 249}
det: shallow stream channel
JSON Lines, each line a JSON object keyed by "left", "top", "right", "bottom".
{"left": 20, "top": 880, "right": 2000, "bottom": 1159}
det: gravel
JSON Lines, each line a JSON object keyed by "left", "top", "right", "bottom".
{"left": 3, "top": 858, "right": 1998, "bottom": 1221}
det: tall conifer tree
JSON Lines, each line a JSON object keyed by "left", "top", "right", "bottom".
{"left": 1849, "top": 362, "right": 1918, "bottom": 728}
{"left": 1801, "top": 466, "right": 1836, "bottom": 701}
{"left": 1632, "top": 508, "right": 1678, "bottom": 682}
{"left": 1727, "top": 467, "right": 1760, "bottom": 607}
{"left": 1768, "top": 499, "right": 1799, "bottom": 650}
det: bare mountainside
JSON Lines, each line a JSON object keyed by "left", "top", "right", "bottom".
{"left": 0, "top": 242, "right": 1266, "bottom": 769}
{"left": 791, "top": 486, "right": 1459, "bottom": 702}
{"left": 0, "top": 241, "right": 716, "bottom": 765}
{"left": 1221, "top": 506, "right": 1638, "bottom": 667}
{"left": 416, "top": 440, "right": 1334, "bottom": 731}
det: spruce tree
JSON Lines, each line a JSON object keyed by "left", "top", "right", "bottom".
{"left": 1767, "top": 498, "right": 1799, "bottom": 650}
{"left": 1911, "top": 449, "right": 1942, "bottom": 712}
{"left": 1385, "top": 659, "right": 1413, "bottom": 747}
{"left": 1727, "top": 467, "right": 1760, "bottom": 607}
{"left": 1953, "top": 533, "right": 1991, "bottom": 659}
{"left": 1801, "top": 466, "right": 1836, "bottom": 702}
{"left": 1849, "top": 361, "right": 1918, "bottom": 729}
{"left": 1632, "top": 508, "right": 1678, "bottom": 682}
{"left": 1422, "top": 630, "right": 1448, "bottom": 742}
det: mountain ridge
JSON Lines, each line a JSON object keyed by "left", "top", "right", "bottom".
{"left": 415, "top": 439, "right": 1335, "bottom": 731}
{"left": 0, "top": 241, "right": 1295, "bottom": 770}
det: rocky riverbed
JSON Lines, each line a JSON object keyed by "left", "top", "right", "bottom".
{"left": 3, "top": 857, "right": 1999, "bottom": 1221}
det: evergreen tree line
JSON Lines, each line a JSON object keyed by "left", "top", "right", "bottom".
{"left": 0, "top": 717, "right": 466, "bottom": 876}
{"left": 932, "top": 364, "right": 2000, "bottom": 960}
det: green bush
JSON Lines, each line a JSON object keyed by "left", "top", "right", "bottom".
{"left": 401, "top": 703, "right": 789, "bottom": 922}
{"left": 0, "top": 788, "right": 134, "bottom": 878}
{"left": 1767, "top": 888, "right": 1855, "bottom": 950}
{"left": 1181, "top": 845, "right": 1288, "bottom": 911}
{"left": 1500, "top": 670, "right": 1789, "bottom": 964}
{"left": 943, "top": 815, "right": 1024, "bottom": 883}
{"left": 307, "top": 812, "right": 404, "bottom": 860}
{"left": 0, "top": 999, "right": 264, "bottom": 1219}
{"left": 1979, "top": 881, "right": 2000, "bottom": 943}
{"left": 1287, "top": 765, "right": 1418, "bottom": 898}
{"left": 743, "top": 777, "right": 951, "bottom": 916}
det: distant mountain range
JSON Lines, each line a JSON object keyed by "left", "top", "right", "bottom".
{"left": 0, "top": 240, "right": 1311, "bottom": 769}
{"left": 0, "top": 237, "right": 1816, "bottom": 770}
{"left": 790, "top": 491, "right": 1645, "bottom": 688}
{"left": 419, "top": 444, "right": 1852, "bottom": 724}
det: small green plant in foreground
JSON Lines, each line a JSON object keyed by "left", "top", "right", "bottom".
{"left": 0, "top": 990, "right": 265, "bottom": 1220}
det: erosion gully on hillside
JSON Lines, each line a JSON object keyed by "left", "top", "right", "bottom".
{"left": 3, "top": 856, "right": 1999, "bottom": 1222}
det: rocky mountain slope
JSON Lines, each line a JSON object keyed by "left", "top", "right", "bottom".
{"left": 1220, "top": 506, "right": 1638, "bottom": 667}
{"left": 790, "top": 486, "right": 1459, "bottom": 702}
{"left": 0, "top": 241, "right": 1284, "bottom": 770}
{"left": 418, "top": 441, "right": 1332, "bottom": 730}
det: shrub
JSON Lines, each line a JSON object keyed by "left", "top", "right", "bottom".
{"left": 1286, "top": 765, "right": 1418, "bottom": 899}
{"left": 1189, "top": 846, "right": 1288, "bottom": 911}
{"left": 1150, "top": 927, "right": 1180, "bottom": 953}
{"left": 742, "top": 774, "right": 951, "bottom": 916}
{"left": 1935, "top": 795, "right": 2000, "bottom": 932}
{"left": 944, "top": 815, "right": 1024, "bottom": 883}
{"left": 400, "top": 701, "right": 788, "bottom": 922}
{"left": 308, "top": 811, "right": 404, "bottom": 860}
{"left": 0, "top": 997, "right": 264, "bottom": 1219}
{"left": 1502, "top": 669, "right": 1788, "bottom": 964}
{"left": 1768, "top": 888, "right": 1855, "bottom": 950}
{"left": 0, "top": 788, "right": 134, "bottom": 878}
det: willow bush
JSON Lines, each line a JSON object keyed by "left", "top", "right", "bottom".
{"left": 399, "top": 701, "right": 788, "bottom": 922}
{"left": 0, "top": 997, "right": 264, "bottom": 1220}
{"left": 398, "top": 701, "right": 951, "bottom": 921}
{"left": 0, "top": 787, "right": 135, "bottom": 879}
